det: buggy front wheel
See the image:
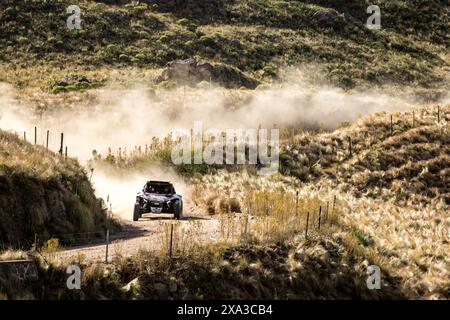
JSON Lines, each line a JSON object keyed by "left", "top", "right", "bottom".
{"left": 133, "top": 204, "right": 141, "bottom": 221}
{"left": 174, "top": 202, "right": 183, "bottom": 220}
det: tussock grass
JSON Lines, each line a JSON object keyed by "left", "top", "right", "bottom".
{"left": 281, "top": 103, "right": 450, "bottom": 206}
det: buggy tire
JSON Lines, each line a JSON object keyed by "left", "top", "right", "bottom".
{"left": 133, "top": 204, "right": 141, "bottom": 221}
{"left": 174, "top": 202, "right": 183, "bottom": 220}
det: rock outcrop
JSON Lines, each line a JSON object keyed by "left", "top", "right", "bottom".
{"left": 157, "top": 58, "right": 259, "bottom": 89}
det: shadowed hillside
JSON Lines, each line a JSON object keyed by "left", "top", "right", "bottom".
{"left": 0, "top": 129, "right": 119, "bottom": 248}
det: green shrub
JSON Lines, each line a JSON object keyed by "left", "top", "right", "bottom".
{"left": 184, "top": 40, "right": 195, "bottom": 48}
{"left": 51, "top": 86, "right": 67, "bottom": 94}
{"left": 156, "top": 80, "right": 177, "bottom": 89}
{"left": 135, "top": 53, "right": 146, "bottom": 61}
{"left": 137, "top": 30, "right": 150, "bottom": 39}
{"left": 351, "top": 229, "right": 375, "bottom": 247}
{"left": 176, "top": 18, "right": 190, "bottom": 26}
{"left": 119, "top": 54, "right": 130, "bottom": 62}
{"left": 262, "top": 65, "right": 277, "bottom": 78}
{"left": 17, "top": 36, "right": 28, "bottom": 44}
{"left": 42, "top": 238, "right": 60, "bottom": 254}
{"left": 199, "top": 36, "right": 215, "bottom": 47}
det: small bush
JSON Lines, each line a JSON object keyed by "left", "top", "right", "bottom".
{"left": 51, "top": 86, "right": 67, "bottom": 94}
{"left": 119, "top": 54, "right": 130, "bottom": 62}
{"left": 176, "top": 18, "right": 190, "bottom": 26}
{"left": 156, "top": 80, "right": 177, "bottom": 89}
{"left": 199, "top": 36, "right": 215, "bottom": 47}
{"left": 351, "top": 229, "right": 375, "bottom": 247}
{"left": 262, "top": 65, "right": 277, "bottom": 78}
{"left": 42, "top": 238, "right": 60, "bottom": 254}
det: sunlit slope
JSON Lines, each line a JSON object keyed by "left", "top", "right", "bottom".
{"left": 281, "top": 103, "right": 450, "bottom": 206}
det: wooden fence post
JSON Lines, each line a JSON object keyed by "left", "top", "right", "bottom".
{"left": 169, "top": 224, "right": 174, "bottom": 258}
{"left": 390, "top": 115, "right": 393, "bottom": 136}
{"left": 23, "top": 131, "right": 26, "bottom": 141}
{"left": 46, "top": 130, "right": 49, "bottom": 149}
{"left": 65, "top": 147, "right": 68, "bottom": 159}
{"left": 105, "top": 230, "right": 110, "bottom": 263}
{"left": 318, "top": 206, "right": 322, "bottom": 230}
{"left": 312, "top": 211, "right": 315, "bottom": 229}
{"left": 305, "top": 212, "right": 310, "bottom": 239}
{"left": 348, "top": 136, "right": 352, "bottom": 157}
{"left": 295, "top": 190, "right": 299, "bottom": 216}
{"left": 34, "top": 126, "right": 37, "bottom": 145}
{"left": 59, "top": 133, "right": 64, "bottom": 156}
{"left": 89, "top": 168, "right": 94, "bottom": 182}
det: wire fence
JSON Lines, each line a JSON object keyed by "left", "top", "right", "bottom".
{"left": 1, "top": 192, "right": 341, "bottom": 264}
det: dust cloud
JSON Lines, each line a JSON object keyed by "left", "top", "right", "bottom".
{"left": 0, "top": 80, "right": 414, "bottom": 161}
{"left": 0, "top": 76, "right": 424, "bottom": 220}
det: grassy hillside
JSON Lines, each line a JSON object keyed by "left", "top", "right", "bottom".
{"left": 0, "top": 129, "right": 119, "bottom": 248}
{"left": 0, "top": 0, "right": 448, "bottom": 90}
{"left": 281, "top": 103, "right": 450, "bottom": 206}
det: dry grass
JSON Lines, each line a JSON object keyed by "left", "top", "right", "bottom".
{"left": 0, "top": 129, "right": 81, "bottom": 179}
{"left": 191, "top": 171, "right": 341, "bottom": 244}
{"left": 191, "top": 167, "right": 449, "bottom": 298}
{"left": 282, "top": 103, "right": 450, "bottom": 206}
{"left": 335, "top": 192, "right": 449, "bottom": 299}
{"left": 0, "top": 250, "right": 26, "bottom": 261}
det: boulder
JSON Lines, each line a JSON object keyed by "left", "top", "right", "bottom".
{"left": 344, "top": 12, "right": 364, "bottom": 27}
{"left": 163, "top": 58, "right": 197, "bottom": 83}
{"left": 54, "top": 75, "right": 90, "bottom": 88}
{"left": 158, "top": 58, "right": 259, "bottom": 89}
{"left": 312, "top": 9, "right": 346, "bottom": 28}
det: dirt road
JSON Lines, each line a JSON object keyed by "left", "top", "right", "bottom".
{"left": 56, "top": 211, "right": 223, "bottom": 262}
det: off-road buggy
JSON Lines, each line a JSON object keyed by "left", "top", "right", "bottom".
{"left": 133, "top": 181, "right": 183, "bottom": 221}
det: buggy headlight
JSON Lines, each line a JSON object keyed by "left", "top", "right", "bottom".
{"left": 136, "top": 197, "right": 147, "bottom": 205}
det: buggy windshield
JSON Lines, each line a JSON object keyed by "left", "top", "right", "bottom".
{"left": 144, "top": 183, "right": 173, "bottom": 194}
